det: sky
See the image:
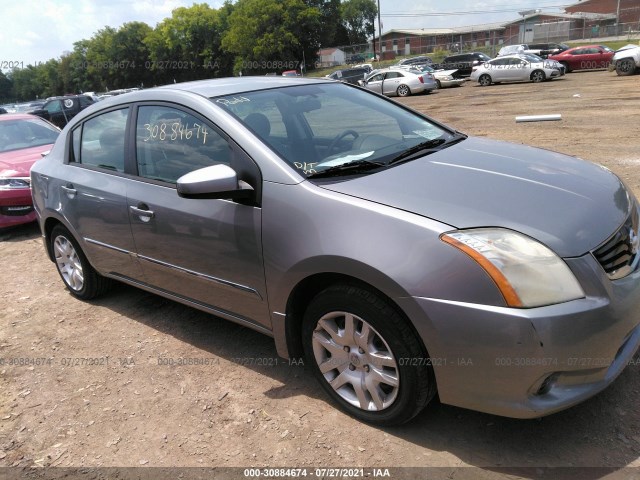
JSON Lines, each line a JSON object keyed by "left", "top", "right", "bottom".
{"left": 0, "top": 0, "right": 572, "bottom": 68}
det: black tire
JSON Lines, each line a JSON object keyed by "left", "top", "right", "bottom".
{"left": 616, "top": 58, "right": 636, "bottom": 76}
{"left": 396, "top": 84, "right": 411, "bottom": 97}
{"left": 302, "top": 284, "right": 436, "bottom": 426}
{"left": 560, "top": 62, "right": 571, "bottom": 73}
{"left": 478, "top": 74, "right": 492, "bottom": 86}
{"left": 50, "top": 225, "right": 112, "bottom": 300}
{"left": 531, "top": 70, "right": 545, "bottom": 83}
{"left": 435, "top": 79, "right": 442, "bottom": 89}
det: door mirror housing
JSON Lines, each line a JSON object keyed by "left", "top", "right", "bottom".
{"left": 177, "top": 164, "right": 254, "bottom": 200}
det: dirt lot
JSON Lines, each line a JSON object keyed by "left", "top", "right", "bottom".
{"left": 1, "top": 70, "right": 640, "bottom": 480}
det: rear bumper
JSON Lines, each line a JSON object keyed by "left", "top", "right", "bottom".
{"left": 398, "top": 253, "right": 640, "bottom": 418}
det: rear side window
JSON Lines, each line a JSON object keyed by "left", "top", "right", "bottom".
{"left": 78, "top": 108, "right": 128, "bottom": 172}
{"left": 135, "top": 105, "right": 232, "bottom": 184}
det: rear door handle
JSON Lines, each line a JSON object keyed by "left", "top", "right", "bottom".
{"left": 60, "top": 184, "right": 77, "bottom": 198}
{"left": 130, "top": 204, "right": 155, "bottom": 223}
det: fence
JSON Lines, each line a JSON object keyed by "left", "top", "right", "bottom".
{"left": 323, "top": 20, "right": 640, "bottom": 66}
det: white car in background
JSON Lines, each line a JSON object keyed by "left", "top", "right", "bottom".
{"left": 359, "top": 68, "right": 437, "bottom": 97}
{"left": 408, "top": 64, "right": 467, "bottom": 88}
{"left": 470, "top": 54, "right": 563, "bottom": 86}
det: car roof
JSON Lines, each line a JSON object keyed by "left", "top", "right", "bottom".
{"left": 566, "top": 44, "right": 606, "bottom": 51}
{"left": 0, "top": 113, "right": 44, "bottom": 122}
{"left": 157, "top": 77, "right": 331, "bottom": 98}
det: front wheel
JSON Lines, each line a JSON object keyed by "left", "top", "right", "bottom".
{"left": 616, "top": 58, "right": 636, "bottom": 76}
{"left": 396, "top": 84, "right": 411, "bottom": 97}
{"left": 50, "top": 225, "right": 112, "bottom": 300}
{"left": 302, "top": 284, "right": 436, "bottom": 426}
{"left": 531, "top": 70, "right": 546, "bottom": 83}
{"left": 478, "top": 74, "right": 492, "bottom": 86}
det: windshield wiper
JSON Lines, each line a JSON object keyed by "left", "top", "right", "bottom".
{"left": 388, "top": 133, "right": 467, "bottom": 166}
{"left": 306, "top": 159, "right": 386, "bottom": 179}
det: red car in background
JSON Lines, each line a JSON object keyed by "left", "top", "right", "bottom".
{"left": 0, "top": 114, "right": 60, "bottom": 228}
{"left": 548, "top": 45, "right": 614, "bottom": 72}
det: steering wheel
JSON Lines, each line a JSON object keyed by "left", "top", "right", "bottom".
{"left": 327, "top": 129, "right": 359, "bottom": 155}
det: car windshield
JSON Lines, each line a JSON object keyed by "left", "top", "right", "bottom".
{"left": 0, "top": 118, "right": 59, "bottom": 153}
{"left": 523, "top": 53, "right": 544, "bottom": 62}
{"left": 213, "top": 83, "right": 457, "bottom": 177}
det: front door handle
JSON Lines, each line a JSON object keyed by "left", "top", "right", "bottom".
{"left": 130, "top": 204, "right": 155, "bottom": 223}
{"left": 60, "top": 184, "right": 77, "bottom": 199}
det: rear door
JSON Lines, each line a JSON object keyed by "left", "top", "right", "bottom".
{"left": 60, "top": 107, "right": 143, "bottom": 280}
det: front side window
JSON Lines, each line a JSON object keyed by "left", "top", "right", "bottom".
{"left": 79, "top": 108, "right": 128, "bottom": 172}
{"left": 45, "top": 100, "right": 62, "bottom": 114}
{"left": 214, "top": 83, "right": 457, "bottom": 177}
{"left": 135, "top": 105, "right": 232, "bottom": 184}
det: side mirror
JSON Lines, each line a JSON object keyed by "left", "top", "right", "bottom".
{"left": 177, "top": 164, "right": 254, "bottom": 200}
{"left": 357, "top": 80, "right": 365, "bottom": 86}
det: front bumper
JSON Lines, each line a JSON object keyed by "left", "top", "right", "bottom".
{"left": 0, "top": 188, "right": 36, "bottom": 228}
{"left": 397, "top": 252, "right": 640, "bottom": 418}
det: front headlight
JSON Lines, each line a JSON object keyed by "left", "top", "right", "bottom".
{"left": 0, "top": 177, "right": 30, "bottom": 190}
{"left": 441, "top": 228, "right": 585, "bottom": 308}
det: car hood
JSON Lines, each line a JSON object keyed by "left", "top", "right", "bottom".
{"left": 614, "top": 44, "right": 640, "bottom": 59}
{"left": 0, "top": 144, "right": 53, "bottom": 177}
{"left": 317, "top": 137, "right": 630, "bottom": 257}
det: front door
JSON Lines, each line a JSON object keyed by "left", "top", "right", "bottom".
{"left": 127, "top": 104, "right": 270, "bottom": 328}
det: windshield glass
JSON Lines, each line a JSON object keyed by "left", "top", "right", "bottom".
{"left": 213, "top": 83, "right": 454, "bottom": 177}
{"left": 0, "top": 118, "right": 59, "bottom": 153}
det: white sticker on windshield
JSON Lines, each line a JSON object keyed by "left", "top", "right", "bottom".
{"left": 413, "top": 129, "right": 439, "bottom": 138}
{"left": 316, "top": 151, "right": 375, "bottom": 168}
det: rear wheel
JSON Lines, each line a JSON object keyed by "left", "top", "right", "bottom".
{"left": 302, "top": 284, "right": 436, "bottom": 426}
{"left": 531, "top": 70, "right": 546, "bottom": 83}
{"left": 478, "top": 74, "right": 492, "bottom": 86}
{"left": 396, "top": 84, "right": 411, "bottom": 97}
{"left": 435, "top": 79, "right": 442, "bottom": 89}
{"left": 50, "top": 225, "right": 111, "bottom": 300}
{"left": 616, "top": 58, "right": 636, "bottom": 76}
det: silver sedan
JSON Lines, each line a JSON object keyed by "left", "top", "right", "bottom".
{"left": 31, "top": 77, "right": 640, "bottom": 425}
{"left": 360, "top": 68, "right": 437, "bottom": 96}
{"left": 470, "top": 54, "right": 563, "bottom": 86}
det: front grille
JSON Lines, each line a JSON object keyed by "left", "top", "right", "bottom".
{"left": 0, "top": 205, "right": 34, "bottom": 217}
{"left": 593, "top": 206, "right": 640, "bottom": 280}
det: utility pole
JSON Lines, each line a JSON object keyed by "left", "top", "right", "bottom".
{"left": 377, "top": 0, "right": 382, "bottom": 61}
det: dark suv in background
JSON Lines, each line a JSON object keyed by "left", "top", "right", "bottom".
{"left": 527, "top": 43, "right": 570, "bottom": 58}
{"left": 437, "top": 52, "right": 492, "bottom": 77}
{"left": 398, "top": 55, "right": 433, "bottom": 66}
{"left": 32, "top": 95, "right": 96, "bottom": 128}
{"left": 327, "top": 67, "right": 371, "bottom": 85}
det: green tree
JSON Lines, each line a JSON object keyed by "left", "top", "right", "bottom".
{"left": 111, "top": 22, "right": 153, "bottom": 88}
{"left": 0, "top": 71, "right": 13, "bottom": 103}
{"left": 145, "top": 3, "right": 232, "bottom": 85}
{"left": 222, "top": 0, "right": 322, "bottom": 74}
{"left": 341, "top": 0, "right": 377, "bottom": 46}
{"left": 309, "top": 0, "right": 350, "bottom": 47}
